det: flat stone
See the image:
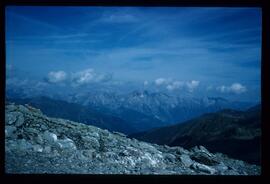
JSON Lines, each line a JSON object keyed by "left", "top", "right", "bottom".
{"left": 171, "top": 146, "right": 190, "bottom": 155}
{"left": 24, "top": 127, "right": 39, "bottom": 134}
{"left": 179, "top": 154, "right": 193, "bottom": 167}
{"left": 164, "top": 153, "right": 176, "bottom": 162}
{"left": 191, "top": 163, "right": 216, "bottom": 174}
{"left": 15, "top": 114, "right": 25, "bottom": 127}
{"left": 190, "top": 152, "right": 219, "bottom": 166}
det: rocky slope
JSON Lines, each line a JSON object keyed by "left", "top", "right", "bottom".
{"left": 7, "top": 96, "right": 136, "bottom": 134}
{"left": 130, "top": 105, "right": 261, "bottom": 165}
{"left": 5, "top": 103, "right": 260, "bottom": 175}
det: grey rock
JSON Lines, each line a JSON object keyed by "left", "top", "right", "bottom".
{"left": 81, "top": 136, "right": 100, "bottom": 149}
{"left": 191, "top": 162, "right": 216, "bottom": 174}
{"left": 179, "top": 154, "right": 193, "bottom": 167}
{"left": 5, "top": 112, "right": 18, "bottom": 125}
{"left": 15, "top": 114, "right": 25, "bottom": 127}
{"left": 214, "top": 162, "right": 229, "bottom": 174}
{"left": 24, "top": 127, "right": 39, "bottom": 134}
{"left": 43, "top": 146, "right": 52, "bottom": 153}
{"left": 164, "top": 153, "right": 176, "bottom": 162}
{"left": 4, "top": 104, "right": 261, "bottom": 175}
{"left": 5, "top": 126, "right": 17, "bottom": 138}
{"left": 56, "top": 138, "right": 77, "bottom": 150}
{"left": 82, "top": 149, "right": 95, "bottom": 158}
{"left": 43, "top": 131, "right": 57, "bottom": 143}
{"left": 190, "top": 151, "right": 220, "bottom": 166}
{"left": 17, "top": 139, "right": 33, "bottom": 151}
{"left": 172, "top": 146, "right": 190, "bottom": 155}
{"left": 35, "top": 135, "right": 44, "bottom": 145}
{"left": 32, "top": 145, "right": 43, "bottom": 152}
{"left": 113, "top": 131, "right": 126, "bottom": 137}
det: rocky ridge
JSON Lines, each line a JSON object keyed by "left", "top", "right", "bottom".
{"left": 5, "top": 103, "right": 260, "bottom": 174}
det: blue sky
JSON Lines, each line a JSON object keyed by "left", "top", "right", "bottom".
{"left": 5, "top": 6, "right": 261, "bottom": 102}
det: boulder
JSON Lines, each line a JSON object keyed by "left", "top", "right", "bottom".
{"left": 14, "top": 113, "right": 25, "bottom": 127}
{"left": 32, "top": 145, "right": 43, "bottom": 152}
{"left": 191, "top": 162, "right": 216, "bottom": 174}
{"left": 43, "top": 131, "right": 58, "bottom": 143}
{"left": 179, "top": 154, "right": 193, "bottom": 167}
{"left": 5, "top": 112, "right": 18, "bottom": 125}
{"left": 190, "top": 151, "right": 220, "bottom": 166}
{"left": 163, "top": 153, "right": 176, "bottom": 162}
{"left": 5, "top": 126, "right": 17, "bottom": 138}
{"left": 56, "top": 138, "right": 77, "bottom": 150}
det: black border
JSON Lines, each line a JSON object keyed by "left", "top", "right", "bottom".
{"left": 1, "top": 0, "right": 269, "bottom": 184}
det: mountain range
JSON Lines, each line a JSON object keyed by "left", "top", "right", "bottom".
{"left": 65, "top": 90, "right": 254, "bottom": 127}
{"left": 7, "top": 90, "right": 255, "bottom": 135}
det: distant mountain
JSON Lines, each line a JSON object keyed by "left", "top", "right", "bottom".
{"left": 66, "top": 90, "right": 254, "bottom": 127}
{"left": 7, "top": 96, "right": 137, "bottom": 134}
{"left": 6, "top": 88, "right": 255, "bottom": 133}
{"left": 130, "top": 105, "right": 261, "bottom": 165}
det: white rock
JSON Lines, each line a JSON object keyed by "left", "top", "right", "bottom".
{"left": 33, "top": 145, "right": 43, "bottom": 152}
{"left": 57, "top": 138, "right": 76, "bottom": 150}
{"left": 191, "top": 162, "right": 216, "bottom": 174}
{"left": 179, "top": 154, "right": 193, "bottom": 167}
{"left": 43, "top": 131, "right": 58, "bottom": 143}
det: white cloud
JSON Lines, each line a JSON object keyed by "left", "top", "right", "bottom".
{"left": 166, "top": 81, "right": 184, "bottom": 91}
{"left": 154, "top": 78, "right": 199, "bottom": 92}
{"left": 47, "top": 71, "right": 67, "bottom": 83}
{"left": 155, "top": 78, "right": 166, "bottom": 86}
{"left": 155, "top": 78, "right": 170, "bottom": 86}
{"left": 186, "top": 80, "right": 200, "bottom": 92}
{"left": 216, "top": 83, "right": 247, "bottom": 94}
{"left": 71, "top": 68, "right": 112, "bottom": 86}
{"left": 100, "top": 13, "right": 138, "bottom": 24}
{"left": 71, "top": 68, "right": 95, "bottom": 85}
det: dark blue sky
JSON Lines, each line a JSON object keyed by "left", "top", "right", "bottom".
{"left": 5, "top": 6, "right": 261, "bottom": 102}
